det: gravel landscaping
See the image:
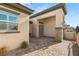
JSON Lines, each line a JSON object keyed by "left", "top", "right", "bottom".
{"left": 7, "top": 37, "right": 78, "bottom": 56}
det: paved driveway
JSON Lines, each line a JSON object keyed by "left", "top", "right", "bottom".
{"left": 7, "top": 37, "right": 77, "bottom": 56}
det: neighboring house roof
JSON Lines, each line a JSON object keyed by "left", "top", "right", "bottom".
{"left": 30, "top": 3, "right": 67, "bottom": 18}
{"left": 0, "top": 3, "right": 33, "bottom": 14}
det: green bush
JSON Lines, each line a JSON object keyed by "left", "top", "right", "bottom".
{"left": 0, "top": 47, "right": 7, "bottom": 56}
{"left": 20, "top": 41, "right": 28, "bottom": 49}
{"left": 76, "top": 26, "right": 79, "bottom": 33}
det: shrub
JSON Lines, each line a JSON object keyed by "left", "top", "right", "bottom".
{"left": 20, "top": 41, "right": 28, "bottom": 49}
{"left": 0, "top": 47, "right": 7, "bottom": 56}
{"left": 76, "top": 26, "right": 79, "bottom": 33}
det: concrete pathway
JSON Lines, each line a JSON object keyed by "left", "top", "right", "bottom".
{"left": 7, "top": 37, "right": 76, "bottom": 56}
{"left": 24, "top": 37, "right": 75, "bottom": 56}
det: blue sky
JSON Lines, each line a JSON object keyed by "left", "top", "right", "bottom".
{"left": 23, "top": 3, "right": 79, "bottom": 28}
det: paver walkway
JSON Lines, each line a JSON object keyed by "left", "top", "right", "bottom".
{"left": 7, "top": 37, "right": 77, "bottom": 56}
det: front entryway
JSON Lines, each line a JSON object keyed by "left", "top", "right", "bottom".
{"left": 39, "top": 16, "right": 56, "bottom": 38}
{"left": 39, "top": 22, "right": 44, "bottom": 37}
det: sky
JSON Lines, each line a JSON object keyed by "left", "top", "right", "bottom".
{"left": 22, "top": 3, "right": 79, "bottom": 28}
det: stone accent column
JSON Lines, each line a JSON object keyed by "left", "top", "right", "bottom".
{"left": 55, "top": 27, "right": 63, "bottom": 42}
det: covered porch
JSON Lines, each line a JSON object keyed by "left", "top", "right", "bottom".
{"left": 30, "top": 3, "right": 67, "bottom": 42}
{"left": 38, "top": 16, "right": 56, "bottom": 38}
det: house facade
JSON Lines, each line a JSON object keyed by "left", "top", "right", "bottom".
{"left": 30, "top": 3, "right": 67, "bottom": 41}
{"left": 0, "top": 4, "right": 33, "bottom": 51}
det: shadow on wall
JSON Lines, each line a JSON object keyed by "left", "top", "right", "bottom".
{"left": 72, "top": 44, "right": 79, "bottom": 56}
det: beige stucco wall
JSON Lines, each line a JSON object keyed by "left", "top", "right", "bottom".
{"left": 64, "top": 30, "right": 76, "bottom": 40}
{"left": 29, "top": 23, "right": 32, "bottom": 34}
{"left": 0, "top": 5, "right": 29, "bottom": 51}
{"left": 43, "top": 17, "right": 56, "bottom": 37}
{"left": 30, "top": 8, "right": 65, "bottom": 38}
{"left": 30, "top": 19, "right": 39, "bottom": 37}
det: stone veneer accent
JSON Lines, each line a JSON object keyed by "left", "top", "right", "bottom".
{"left": 55, "top": 27, "right": 63, "bottom": 42}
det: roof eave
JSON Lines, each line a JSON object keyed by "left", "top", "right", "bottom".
{"left": 0, "top": 3, "right": 34, "bottom": 14}
{"left": 30, "top": 3, "right": 67, "bottom": 18}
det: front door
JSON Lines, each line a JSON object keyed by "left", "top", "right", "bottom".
{"left": 39, "top": 23, "right": 44, "bottom": 37}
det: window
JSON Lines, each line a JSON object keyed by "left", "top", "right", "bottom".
{"left": 9, "top": 16, "right": 17, "bottom": 22}
{"left": 0, "top": 10, "right": 18, "bottom": 32}
{"left": 8, "top": 23, "right": 18, "bottom": 31}
{"left": 0, "top": 13, "right": 7, "bottom": 30}
{"left": 0, "top": 14, "right": 7, "bottom": 21}
{"left": 0, "top": 21, "right": 7, "bottom": 30}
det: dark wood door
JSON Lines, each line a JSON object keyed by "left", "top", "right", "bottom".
{"left": 39, "top": 24, "right": 44, "bottom": 36}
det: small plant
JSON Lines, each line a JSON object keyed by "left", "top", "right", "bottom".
{"left": 0, "top": 47, "right": 7, "bottom": 56}
{"left": 76, "top": 26, "right": 79, "bottom": 33}
{"left": 20, "top": 41, "right": 28, "bottom": 49}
